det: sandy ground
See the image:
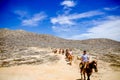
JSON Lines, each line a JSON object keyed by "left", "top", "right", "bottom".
{"left": 0, "top": 52, "right": 120, "bottom": 80}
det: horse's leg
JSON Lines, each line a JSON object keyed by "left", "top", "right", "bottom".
{"left": 81, "top": 72, "right": 83, "bottom": 80}
{"left": 80, "top": 68, "right": 83, "bottom": 80}
{"left": 83, "top": 72, "right": 86, "bottom": 80}
{"left": 70, "top": 56, "right": 72, "bottom": 65}
{"left": 87, "top": 73, "right": 91, "bottom": 80}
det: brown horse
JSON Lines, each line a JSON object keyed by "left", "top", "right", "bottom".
{"left": 65, "top": 49, "right": 69, "bottom": 59}
{"left": 52, "top": 49, "right": 57, "bottom": 54}
{"left": 68, "top": 55, "right": 74, "bottom": 65}
{"left": 62, "top": 49, "right": 64, "bottom": 55}
{"left": 79, "top": 60, "right": 98, "bottom": 80}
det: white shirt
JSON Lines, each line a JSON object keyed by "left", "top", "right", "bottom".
{"left": 69, "top": 51, "right": 72, "bottom": 55}
{"left": 81, "top": 54, "right": 89, "bottom": 62}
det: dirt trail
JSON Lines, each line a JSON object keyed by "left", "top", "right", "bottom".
{"left": 0, "top": 52, "right": 120, "bottom": 80}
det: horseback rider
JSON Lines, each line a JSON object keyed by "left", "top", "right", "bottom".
{"left": 65, "top": 49, "right": 69, "bottom": 59}
{"left": 68, "top": 49, "right": 73, "bottom": 65}
{"left": 79, "top": 51, "right": 98, "bottom": 80}
{"left": 80, "top": 50, "right": 89, "bottom": 70}
{"left": 69, "top": 49, "right": 73, "bottom": 56}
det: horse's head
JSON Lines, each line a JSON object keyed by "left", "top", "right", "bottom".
{"left": 91, "top": 60, "right": 98, "bottom": 72}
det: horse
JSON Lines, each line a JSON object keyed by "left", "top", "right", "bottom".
{"left": 59, "top": 48, "right": 62, "bottom": 54}
{"left": 79, "top": 60, "right": 98, "bottom": 80}
{"left": 68, "top": 54, "right": 74, "bottom": 65}
{"left": 52, "top": 49, "right": 58, "bottom": 54}
{"left": 65, "top": 49, "right": 69, "bottom": 59}
{"left": 62, "top": 49, "right": 64, "bottom": 55}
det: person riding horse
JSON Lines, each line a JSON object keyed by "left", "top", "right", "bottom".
{"left": 68, "top": 49, "right": 73, "bottom": 65}
{"left": 65, "top": 49, "right": 69, "bottom": 59}
{"left": 80, "top": 50, "right": 89, "bottom": 72}
{"left": 79, "top": 50, "right": 98, "bottom": 80}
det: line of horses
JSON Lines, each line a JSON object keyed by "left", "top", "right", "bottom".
{"left": 52, "top": 48, "right": 98, "bottom": 80}
{"left": 52, "top": 48, "right": 74, "bottom": 65}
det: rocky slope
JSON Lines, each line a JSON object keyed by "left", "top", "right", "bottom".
{"left": 0, "top": 28, "right": 120, "bottom": 80}
{"left": 0, "top": 28, "right": 120, "bottom": 52}
{"left": 0, "top": 28, "right": 120, "bottom": 67}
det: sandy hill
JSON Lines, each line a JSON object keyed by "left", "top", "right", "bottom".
{"left": 0, "top": 28, "right": 120, "bottom": 80}
{"left": 0, "top": 28, "right": 120, "bottom": 64}
{"left": 0, "top": 28, "right": 120, "bottom": 53}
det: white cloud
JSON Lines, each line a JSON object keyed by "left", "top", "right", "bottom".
{"left": 14, "top": 10, "right": 28, "bottom": 19}
{"left": 51, "top": 10, "right": 104, "bottom": 25}
{"left": 51, "top": 0, "right": 78, "bottom": 26}
{"left": 51, "top": 15, "right": 75, "bottom": 25}
{"left": 52, "top": 26, "right": 71, "bottom": 32}
{"left": 104, "top": 6, "right": 119, "bottom": 11}
{"left": 68, "top": 17, "right": 120, "bottom": 41}
{"left": 61, "top": 0, "right": 76, "bottom": 8}
{"left": 68, "top": 11, "right": 103, "bottom": 19}
{"left": 60, "top": 0, "right": 76, "bottom": 15}
{"left": 22, "top": 12, "right": 47, "bottom": 26}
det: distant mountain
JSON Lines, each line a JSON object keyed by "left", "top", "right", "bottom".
{"left": 0, "top": 28, "right": 120, "bottom": 54}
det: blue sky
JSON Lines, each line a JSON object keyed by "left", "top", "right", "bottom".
{"left": 0, "top": 0, "right": 120, "bottom": 41}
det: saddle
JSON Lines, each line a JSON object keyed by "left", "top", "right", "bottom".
{"left": 79, "top": 62, "right": 89, "bottom": 69}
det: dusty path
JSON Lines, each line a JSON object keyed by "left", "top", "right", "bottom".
{"left": 0, "top": 52, "right": 120, "bottom": 80}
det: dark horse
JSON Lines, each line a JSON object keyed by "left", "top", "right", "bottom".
{"left": 79, "top": 60, "right": 98, "bottom": 80}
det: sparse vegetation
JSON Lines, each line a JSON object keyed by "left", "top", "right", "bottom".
{"left": 0, "top": 28, "right": 120, "bottom": 67}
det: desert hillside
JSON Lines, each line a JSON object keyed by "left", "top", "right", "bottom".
{"left": 0, "top": 29, "right": 120, "bottom": 80}
{"left": 0, "top": 28, "right": 120, "bottom": 53}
